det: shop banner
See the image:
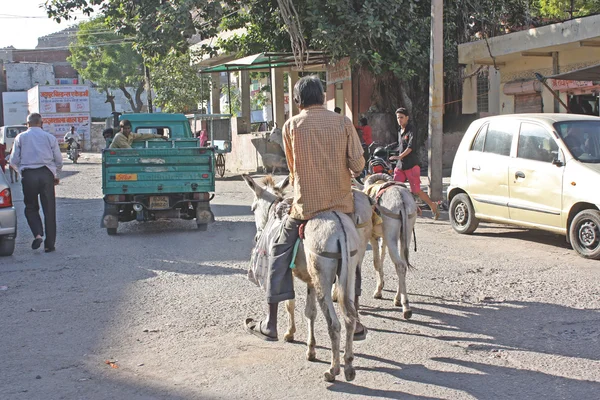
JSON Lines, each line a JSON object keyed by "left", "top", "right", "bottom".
{"left": 42, "top": 113, "right": 91, "bottom": 144}
{"left": 30, "top": 85, "right": 91, "bottom": 114}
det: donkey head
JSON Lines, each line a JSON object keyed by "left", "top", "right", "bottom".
{"left": 242, "top": 174, "right": 290, "bottom": 240}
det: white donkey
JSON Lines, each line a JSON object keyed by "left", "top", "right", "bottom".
{"left": 243, "top": 174, "right": 360, "bottom": 382}
{"left": 356, "top": 173, "right": 418, "bottom": 319}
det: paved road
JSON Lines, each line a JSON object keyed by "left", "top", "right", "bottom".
{"left": 1, "top": 154, "right": 599, "bottom": 399}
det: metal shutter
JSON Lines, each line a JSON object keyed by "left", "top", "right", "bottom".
{"left": 514, "top": 93, "right": 542, "bottom": 113}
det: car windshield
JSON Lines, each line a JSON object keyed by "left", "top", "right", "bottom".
{"left": 6, "top": 127, "right": 27, "bottom": 138}
{"left": 554, "top": 120, "right": 600, "bottom": 163}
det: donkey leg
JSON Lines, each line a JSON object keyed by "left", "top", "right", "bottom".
{"left": 343, "top": 314, "right": 356, "bottom": 382}
{"left": 316, "top": 290, "right": 341, "bottom": 382}
{"left": 283, "top": 299, "right": 296, "bottom": 342}
{"left": 305, "top": 286, "right": 318, "bottom": 361}
{"left": 371, "top": 237, "right": 384, "bottom": 299}
{"left": 387, "top": 241, "right": 412, "bottom": 319}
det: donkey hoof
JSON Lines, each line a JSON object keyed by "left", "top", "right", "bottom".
{"left": 403, "top": 309, "right": 413, "bottom": 319}
{"left": 283, "top": 333, "right": 295, "bottom": 342}
{"left": 324, "top": 371, "right": 336, "bottom": 382}
{"left": 373, "top": 292, "right": 382, "bottom": 299}
{"left": 344, "top": 366, "right": 356, "bottom": 382}
{"left": 306, "top": 350, "right": 317, "bottom": 362}
{"left": 394, "top": 298, "right": 402, "bottom": 307}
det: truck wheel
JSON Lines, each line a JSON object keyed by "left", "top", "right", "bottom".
{"left": 0, "top": 236, "right": 15, "bottom": 256}
{"left": 107, "top": 228, "right": 117, "bottom": 235}
{"left": 449, "top": 193, "right": 479, "bottom": 234}
{"left": 197, "top": 223, "right": 208, "bottom": 231}
{"left": 569, "top": 209, "right": 600, "bottom": 260}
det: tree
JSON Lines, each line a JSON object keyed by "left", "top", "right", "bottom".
{"left": 68, "top": 18, "right": 146, "bottom": 112}
{"left": 151, "top": 51, "right": 211, "bottom": 113}
{"left": 538, "top": 0, "right": 600, "bottom": 18}
{"left": 45, "top": 0, "right": 228, "bottom": 58}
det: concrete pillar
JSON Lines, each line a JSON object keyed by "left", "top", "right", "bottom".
{"left": 326, "top": 83, "right": 335, "bottom": 110}
{"left": 240, "top": 70, "right": 251, "bottom": 133}
{"left": 270, "top": 67, "right": 285, "bottom": 128}
{"left": 287, "top": 70, "right": 299, "bottom": 117}
{"left": 553, "top": 52, "right": 560, "bottom": 113}
{"left": 428, "top": 0, "right": 443, "bottom": 202}
{"left": 211, "top": 72, "right": 221, "bottom": 114}
{"left": 343, "top": 81, "right": 353, "bottom": 122}
{"left": 488, "top": 67, "right": 501, "bottom": 115}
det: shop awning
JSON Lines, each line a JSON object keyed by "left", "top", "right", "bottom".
{"left": 548, "top": 63, "right": 600, "bottom": 81}
{"left": 199, "top": 51, "right": 328, "bottom": 73}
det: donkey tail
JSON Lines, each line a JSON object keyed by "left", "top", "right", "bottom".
{"left": 399, "top": 190, "right": 414, "bottom": 270}
{"left": 334, "top": 212, "right": 358, "bottom": 325}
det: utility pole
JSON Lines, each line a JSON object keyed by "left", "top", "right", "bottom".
{"left": 428, "top": 0, "right": 443, "bottom": 201}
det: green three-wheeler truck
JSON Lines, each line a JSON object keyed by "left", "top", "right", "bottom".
{"left": 101, "top": 113, "right": 231, "bottom": 235}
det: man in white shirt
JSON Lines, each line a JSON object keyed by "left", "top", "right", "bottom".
{"left": 10, "top": 113, "right": 63, "bottom": 253}
{"left": 64, "top": 126, "right": 81, "bottom": 150}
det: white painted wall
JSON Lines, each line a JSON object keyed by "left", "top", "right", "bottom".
{"left": 4, "top": 62, "right": 55, "bottom": 91}
{"left": 2, "top": 91, "right": 28, "bottom": 125}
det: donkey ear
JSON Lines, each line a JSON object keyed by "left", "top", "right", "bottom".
{"left": 242, "top": 174, "right": 263, "bottom": 196}
{"left": 276, "top": 175, "right": 290, "bottom": 191}
{"left": 352, "top": 177, "right": 364, "bottom": 191}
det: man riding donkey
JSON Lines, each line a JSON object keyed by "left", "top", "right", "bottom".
{"left": 244, "top": 75, "right": 368, "bottom": 341}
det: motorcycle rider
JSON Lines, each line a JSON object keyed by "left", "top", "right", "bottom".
{"left": 64, "top": 126, "right": 81, "bottom": 152}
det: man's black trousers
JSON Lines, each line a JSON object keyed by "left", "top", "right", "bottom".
{"left": 21, "top": 167, "right": 56, "bottom": 249}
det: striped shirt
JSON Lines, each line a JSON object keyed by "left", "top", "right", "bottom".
{"left": 283, "top": 105, "right": 365, "bottom": 220}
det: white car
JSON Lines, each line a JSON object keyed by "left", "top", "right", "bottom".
{"left": 448, "top": 114, "right": 600, "bottom": 259}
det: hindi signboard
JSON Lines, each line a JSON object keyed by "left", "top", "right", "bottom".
{"left": 28, "top": 85, "right": 91, "bottom": 114}
{"left": 42, "top": 113, "right": 91, "bottom": 144}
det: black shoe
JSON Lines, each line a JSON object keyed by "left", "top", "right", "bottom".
{"left": 32, "top": 238, "right": 43, "bottom": 250}
{"left": 44, "top": 247, "right": 55, "bottom": 253}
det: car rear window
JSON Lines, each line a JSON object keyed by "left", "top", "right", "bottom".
{"left": 135, "top": 127, "right": 171, "bottom": 137}
{"left": 470, "top": 124, "right": 488, "bottom": 152}
{"left": 483, "top": 122, "right": 513, "bottom": 156}
{"left": 6, "top": 127, "right": 26, "bottom": 138}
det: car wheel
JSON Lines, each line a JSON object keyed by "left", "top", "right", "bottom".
{"left": 449, "top": 193, "right": 479, "bottom": 234}
{"left": 0, "top": 235, "right": 16, "bottom": 256}
{"left": 107, "top": 228, "right": 117, "bottom": 236}
{"left": 569, "top": 209, "right": 600, "bottom": 260}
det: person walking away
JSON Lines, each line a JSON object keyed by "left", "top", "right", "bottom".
{"left": 10, "top": 113, "right": 63, "bottom": 252}
{"left": 389, "top": 107, "right": 439, "bottom": 219}
{"left": 244, "top": 75, "right": 367, "bottom": 341}
{"left": 109, "top": 120, "right": 167, "bottom": 149}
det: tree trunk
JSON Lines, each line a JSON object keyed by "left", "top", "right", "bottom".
{"left": 144, "top": 64, "right": 153, "bottom": 113}
{"left": 134, "top": 82, "right": 145, "bottom": 113}
{"left": 119, "top": 84, "right": 142, "bottom": 113}
{"left": 103, "top": 87, "right": 116, "bottom": 113}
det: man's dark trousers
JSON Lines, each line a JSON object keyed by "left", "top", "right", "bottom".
{"left": 21, "top": 167, "right": 56, "bottom": 249}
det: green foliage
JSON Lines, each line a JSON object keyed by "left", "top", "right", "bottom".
{"left": 68, "top": 17, "right": 145, "bottom": 112}
{"left": 151, "top": 51, "right": 211, "bottom": 113}
{"left": 45, "top": 0, "right": 226, "bottom": 58}
{"left": 539, "top": 0, "right": 600, "bottom": 18}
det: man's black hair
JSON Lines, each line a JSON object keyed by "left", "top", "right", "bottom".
{"left": 334, "top": 107, "right": 341, "bottom": 114}
{"left": 294, "top": 75, "right": 325, "bottom": 108}
{"left": 359, "top": 117, "right": 368, "bottom": 126}
{"left": 395, "top": 107, "right": 409, "bottom": 116}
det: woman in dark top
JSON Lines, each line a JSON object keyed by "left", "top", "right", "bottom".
{"left": 389, "top": 108, "right": 439, "bottom": 219}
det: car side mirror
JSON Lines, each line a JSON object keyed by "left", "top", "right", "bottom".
{"left": 552, "top": 158, "right": 564, "bottom": 167}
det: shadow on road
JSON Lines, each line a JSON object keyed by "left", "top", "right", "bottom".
{"left": 360, "top": 299, "right": 600, "bottom": 362}
{"left": 472, "top": 229, "right": 570, "bottom": 249}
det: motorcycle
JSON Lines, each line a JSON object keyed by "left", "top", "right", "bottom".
{"left": 67, "top": 142, "right": 80, "bottom": 164}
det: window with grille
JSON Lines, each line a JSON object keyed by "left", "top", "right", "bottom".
{"left": 477, "top": 72, "right": 489, "bottom": 113}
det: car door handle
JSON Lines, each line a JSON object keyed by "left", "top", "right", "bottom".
{"left": 471, "top": 165, "right": 481, "bottom": 171}
{"left": 515, "top": 171, "right": 525, "bottom": 179}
